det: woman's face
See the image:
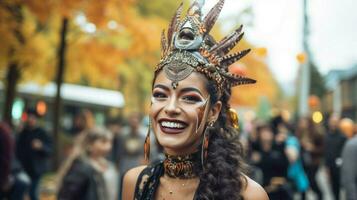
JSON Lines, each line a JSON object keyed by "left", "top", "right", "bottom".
{"left": 150, "top": 71, "right": 221, "bottom": 155}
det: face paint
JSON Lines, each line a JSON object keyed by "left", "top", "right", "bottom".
{"left": 151, "top": 91, "right": 208, "bottom": 112}
{"left": 195, "top": 96, "right": 210, "bottom": 134}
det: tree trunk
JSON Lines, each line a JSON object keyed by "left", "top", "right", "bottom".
{"left": 2, "top": 2, "right": 23, "bottom": 127}
{"left": 3, "top": 63, "right": 20, "bottom": 126}
{"left": 53, "top": 17, "right": 68, "bottom": 169}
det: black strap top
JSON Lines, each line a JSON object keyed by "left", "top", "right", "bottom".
{"left": 134, "top": 161, "right": 163, "bottom": 200}
{"left": 133, "top": 161, "right": 199, "bottom": 200}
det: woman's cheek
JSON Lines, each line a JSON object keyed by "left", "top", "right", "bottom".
{"left": 150, "top": 103, "right": 161, "bottom": 119}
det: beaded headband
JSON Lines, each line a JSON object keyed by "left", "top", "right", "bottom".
{"left": 155, "top": 0, "right": 256, "bottom": 95}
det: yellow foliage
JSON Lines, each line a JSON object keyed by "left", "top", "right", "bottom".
{"left": 0, "top": 3, "right": 56, "bottom": 85}
{"left": 66, "top": 37, "right": 123, "bottom": 89}
{"left": 23, "top": 0, "right": 55, "bottom": 23}
{"left": 19, "top": 32, "right": 56, "bottom": 84}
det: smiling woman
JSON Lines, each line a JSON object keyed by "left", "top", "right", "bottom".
{"left": 122, "top": 0, "right": 269, "bottom": 199}
{"left": 151, "top": 72, "right": 214, "bottom": 156}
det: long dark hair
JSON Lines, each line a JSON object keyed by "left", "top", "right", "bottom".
{"left": 195, "top": 79, "right": 247, "bottom": 200}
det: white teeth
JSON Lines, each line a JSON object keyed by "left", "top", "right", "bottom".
{"left": 161, "top": 121, "right": 185, "bottom": 128}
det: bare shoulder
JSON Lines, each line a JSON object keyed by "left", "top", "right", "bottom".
{"left": 122, "top": 165, "right": 147, "bottom": 200}
{"left": 241, "top": 175, "right": 269, "bottom": 200}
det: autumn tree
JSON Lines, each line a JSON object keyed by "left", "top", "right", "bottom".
{"left": 0, "top": 0, "right": 56, "bottom": 125}
{"left": 22, "top": 0, "right": 133, "bottom": 167}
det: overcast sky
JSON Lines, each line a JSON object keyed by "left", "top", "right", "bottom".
{"left": 202, "top": 0, "right": 357, "bottom": 91}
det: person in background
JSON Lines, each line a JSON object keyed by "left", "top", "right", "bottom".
{"left": 117, "top": 112, "right": 148, "bottom": 175}
{"left": 106, "top": 116, "right": 125, "bottom": 170}
{"left": 341, "top": 126, "right": 357, "bottom": 200}
{"left": 57, "top": 127, "right": 118, "bottom": 200}
{"left": 324, "top": 114, "right": 347, "bottom": 200}
{"left": 247, "top": 119, "right": 267, "bottom": 184}
{"left": 296, "top": 117, "right": 324, "bottom": 200}
{"left": 251, "top": 124, "right": 291, "bottom": 200}
{"left": 0, "top": 122, "right": 29, "bottom": 200}
{"left": 273, "top": 116, "right": 309, "bottom": 197}
{"left": 0, "top": 121, "right": 14, "bottom": 199}
{"left": 16, "top": 109, "right": 52, "bottom": 200}
{"left": 70, "top": 109, "right": 95, "bottom": 137}
{"left": 339, "top": 118, "right": 355, "bottom": 139}
{"left": 284, "top": 125, "right": 310, "bottom": 197}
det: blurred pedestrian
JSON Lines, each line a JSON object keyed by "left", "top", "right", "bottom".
{"left": 273, "top": 116, "right": 309, "bottom": 196}
{"left": 105, "top": 116, "right": 125, "bottom": 170}
{"left": 285, "top": 129, "right": 309, "bottom": 195}
{"left": 0, "top": 121, "right": 14, "bottom": 199}
{"left": 324, "top": 114, "right": 347, "bottom": 200}
{"left": 341, "top": 126, "right": 357, "bottom": 200}
{"left": 251, "top": 124, "right": 292, "bottom": 200}
{"left": 339, "top": 118, "right": 355, "bottom": 139}
{"left": 117, "top": 112, "right": 148, "bottom": 175}
{"left": 70, "top": 109, "right": 95, "bottom": 137}
{"left": 0, "top": 121, "right": 30, "bottom": 200}
{"left": 16, "top": 109, "right": 52, "bottom": 200}
{"left": 296, "top": 117, "right": 324, "bottom": 200}
{"left": 57, "top": 127, "right": 118, "bottom": 200}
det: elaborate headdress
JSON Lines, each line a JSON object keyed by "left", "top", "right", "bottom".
{"left": 155, "top": 0, "right": 256, "bottom": 95}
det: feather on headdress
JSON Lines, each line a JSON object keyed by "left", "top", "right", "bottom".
{"left": 156, "top": 0, "right": 256, "bottom": 94}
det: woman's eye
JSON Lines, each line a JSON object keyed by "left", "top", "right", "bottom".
{"left": 182, "top": 95, "right": 202, "bottom": 103}
{"left": 152, "top": 92, "right": 167, "bottom": 99}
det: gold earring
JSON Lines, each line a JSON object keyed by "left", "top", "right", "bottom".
{"left": 228, "top": 108, "right": 239, "bottom": 130}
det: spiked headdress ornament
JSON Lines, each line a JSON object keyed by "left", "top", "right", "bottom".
{"left": 156, "top": 0, "right": 256, "bottom": 95}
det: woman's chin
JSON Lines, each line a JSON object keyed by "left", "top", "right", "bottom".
{"left": 157, "top": 135, "right": 187, "bottom": 148}
{"left": 157, "top": 136, "right": 190, "bottom": 151}
{"left": 157, "top": 135, "right": 200, "bottom": 155}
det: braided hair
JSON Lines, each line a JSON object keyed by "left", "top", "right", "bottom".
{"left": 195, "top": 80, "right": 247, "bottom": 200}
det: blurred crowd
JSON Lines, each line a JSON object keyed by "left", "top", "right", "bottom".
{"left": 1, "top": 108, "right": 356, "bottom": 200}
{"left": 0, "top": 109, "right": 161, "bottom": 200}
{"left": 242, "top": 113, "right": 357, "bottom": 200}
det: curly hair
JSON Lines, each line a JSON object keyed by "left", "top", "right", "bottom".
{"left": 195, "top": 80, "right": 248, "bottom": 200}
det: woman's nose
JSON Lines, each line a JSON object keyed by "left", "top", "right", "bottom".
{"left": 164, "top": 97, "right": 181, "bottom": 115}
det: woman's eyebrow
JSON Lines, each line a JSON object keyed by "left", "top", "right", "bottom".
{"left": 180, "top": 87, "right": 204, "bottom": 96}
{"left": 153, "top": 84, "right": 170, "bottom": 91}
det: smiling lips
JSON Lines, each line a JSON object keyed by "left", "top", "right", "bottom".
{"left": 159, "top": 119, "right": 188, "bottom": 134}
